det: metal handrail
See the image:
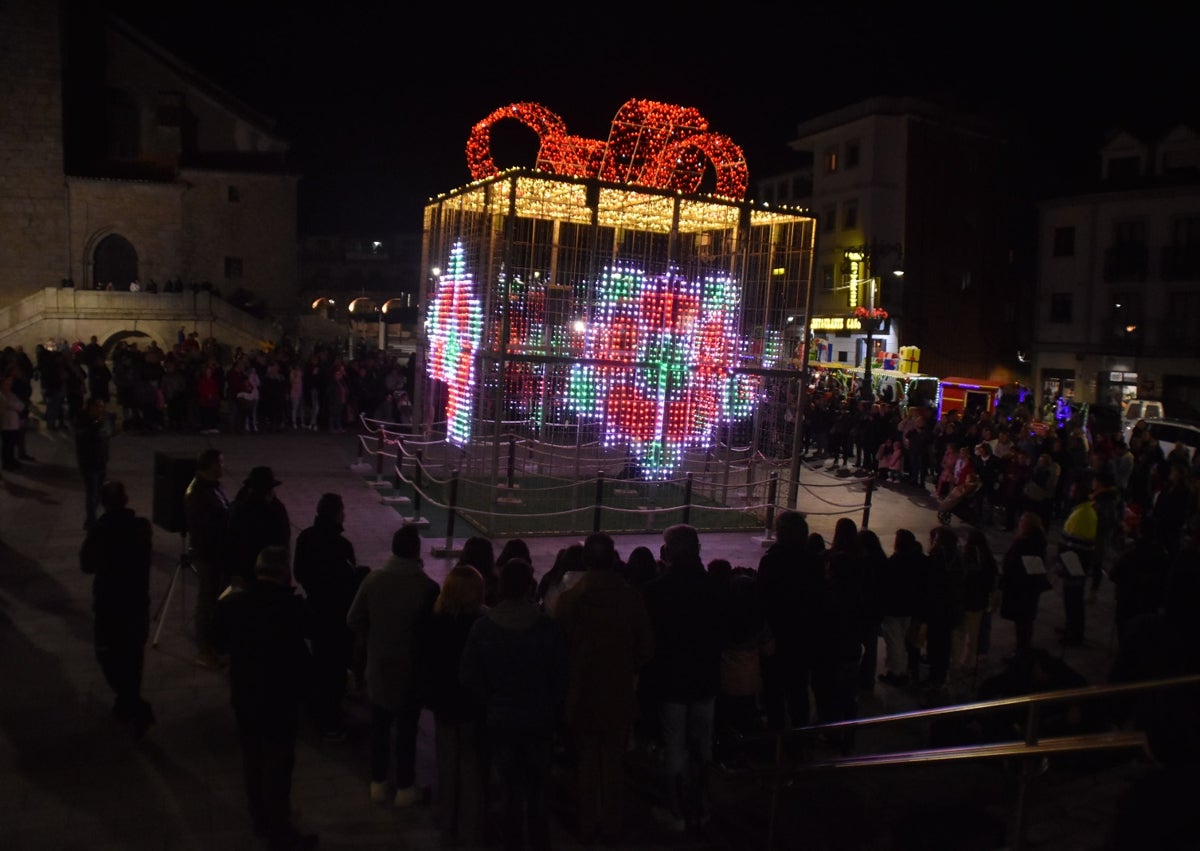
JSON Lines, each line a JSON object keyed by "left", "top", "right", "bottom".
{"left": 739, "top": 673, "right": 1200, "bottom": 851}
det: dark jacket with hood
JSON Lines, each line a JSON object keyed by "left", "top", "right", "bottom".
{"left": 642, "top": 554, "right": 726, "bottom": 702}
{"left": 555, "top": 567, "right": 654, "bottom": 731}
{"left": 80, "top": 505, "right": 152, "bottom": 625}
{"left": 459, "top": 597, "right": 567, "bottom": 730}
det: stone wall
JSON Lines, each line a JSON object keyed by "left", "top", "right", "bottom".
{"left": 181, "top": 170, "right": 299, "bottom": 314}
{"left": 0, "top": 0, "right": 68, "bottom": 309}
{"left": 67, "top": 178, "right": 186, "bottom": 288}
{"left": 0, "top": 288, "right": 285, "bottom": 355}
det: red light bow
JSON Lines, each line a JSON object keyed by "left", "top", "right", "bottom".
{"left": 466, "top": 99, "right": 749, "bottom": 200}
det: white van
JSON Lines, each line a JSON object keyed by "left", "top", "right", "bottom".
{"left": 1122, "top": 399, "right": 1164, "bottom": 443}
{"left": 1143, "top": 418, "right": 1200, "bottom": 463}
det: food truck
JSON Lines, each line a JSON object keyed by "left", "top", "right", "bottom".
{"left": 936, "top": 376, "right": 1005, "bottom": 419}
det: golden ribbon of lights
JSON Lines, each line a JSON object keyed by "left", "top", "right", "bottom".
{"left": 467, "top": 99, "right": 749, "bottom": 201}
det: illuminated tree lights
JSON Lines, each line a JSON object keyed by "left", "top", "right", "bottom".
{"left": 426, "top": 240, "right": 761, "bottom": 478}
{"left": 466, "top": 98, "right": 749, "bottom": 201}
{"left": 425, "top": 242, "right": 484, "bottom": 446}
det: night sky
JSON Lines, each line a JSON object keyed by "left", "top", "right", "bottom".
{"left": 105, "top": 1, "right": 1194, "bottom": 235}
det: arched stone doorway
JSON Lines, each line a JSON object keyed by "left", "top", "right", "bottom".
{"left": 93, "top": 234, "right": 139, "bottom": 291}
{"left": 101, "top": 329, "right": 162, "bottom": 358}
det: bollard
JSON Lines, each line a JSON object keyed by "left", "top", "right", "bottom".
{"left": 682, "top": 471, "right": 694, "bottom": 525}
{"left": 412, "top": 450, "right": 424, "bottom": 515}
{"left": 593, "top": 470, "right": 605, "bottom": 534}
{"left": 375, "top": 438, "right": 386, "bottom": 480}
{"left": 445, "top": 469, "right": 459, "bottom": 550}
{"left": 764, "top": 471, "right": 778, "bottom": 539}
{"left": 861, "top": 474, "right": 874, "bottom": 530}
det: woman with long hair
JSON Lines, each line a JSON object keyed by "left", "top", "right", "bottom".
{"left": 459, "top": 536, "right": 498, "bottom": 608}
{"left": 924, "top": 525, "right": 965, "bottom": 690}
{"left": 879, "top": 528, "right": 926, "bottom": 687}
{"left": 1000, "top": 511, "right": 1051, "bottom": 657}
{"left": 855, "top": 528, "right": 888, "bottom": 690}
{"left": 955, "top": 528, "right": 999, "bottom": 669}
{"left": 814, "top": 518, "right": 866, "bottom": 729}
{"left": 421, "top": 564, "right": 488, "bottom": 842}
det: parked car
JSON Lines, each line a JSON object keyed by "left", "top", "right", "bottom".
{"left": 1121, "top": 399, "right": 1165, "bottom": 443}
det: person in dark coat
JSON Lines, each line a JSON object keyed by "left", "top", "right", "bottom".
{"left": 878, "top": 528, "right": 926, "bottom": 687}
{"left": 923, "top": 525, "right": 965, "bottom": 690}
{"left": 641, "top": 523, "right": 726, "bottom": 832}
{"left": 184, "top": 448, "right": 230, "bottom": 670}
{"left": 1108, "top": 516, "right": 1170, "bottom": 644}
{"left": 856, "top": 528, "right": 888, "bottom": 690}
{"left": 555, "top": 532, "right": 655, "bottom": 844}
{"left": 756, "top": 510, "right": 823, "bottom": 728}
{"left": 814, "top": 518, "right": 867, "bottom": 729}
{"left": 217, "top": 546, "right": 317, "bottom": 851}
{"left": 80, "top": 481, "right": 155, "bottom": 738}
{"left": 75, "top": 396, "right": 111, "bottom": 530}
{"left": 348, "top": 525, "right": 440, "bottom": 807}
{"left": 227, "top": 465, "right": 292, "bottom": 586}
{"left": 999, "top": 511, "right": 1051, "bottom": 657}
{"left": 460, "top": 557, "right": 568, "bottom": 851}
{"left": 1108, "top": 544, "right": 1200, "bottom": 849}
{"left": 293, "top": 492, "right": 362, "bottom": 740}
{"left": 421, "top": 564, "right": 488, "bottom": 844}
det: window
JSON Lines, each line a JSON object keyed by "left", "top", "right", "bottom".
{"left": 1049, "top": 293, "right": 1073, "bottom": 323}
{"left": 824, "top": 148, "right": 838, "bottom": 173}
{"left": 837, "top": 350, "right": 848, "bottom": 363}
{"left": 1114, "top": 220, "right": 1146, "bottom": 245}
{"left": 1107, "top": 156, "right": 1140, "bottom": 180}
{"left": 224, "top": 257, "right": 243, "bottom": 279}
{"left": 820, "top": 264, "right": 834, "bottom": 292}
{"left": 227, "top": 186, "right": 240, "bottom": 203}
{"left": 842, "top": 200, "right": 858, "bottom": 230}
{"left": 822, "top": 205, "right": 836, "bottom": 233}
{"left": 1167, "top": 291, "right": 1200, "bottom": 346}
{"left": 1110, "top": 290, "right": 1143, "bottom": 342}
{"left": 155, "top": 92, "right": 183, "bottom": 128}
{"left": 1052, "top": 226, "right": 1075, "bottom": 257}
{"left": 1173, "top": 215, "right": 1200, "bottom": 246}
{"left": 845, "top": 141, "right": 860, "bottom": 169}
{"left": 1163, "top": 148, "right": 1199, "bottom": 175}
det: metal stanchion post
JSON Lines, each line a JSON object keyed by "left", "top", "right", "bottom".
{"left": 412, "top": 450, "right": 423, "bottom": 515}
{"left": 861, "top": 474, "right": 875, "bottom": 530}
{"left": 445, "top": 469, "right": 459, "bottom": 549}
{"left": 765, "top": 471, "right": 778, "bottom": 539}
{"left": 593, "top": 470, "right": 605, "bottom": 534}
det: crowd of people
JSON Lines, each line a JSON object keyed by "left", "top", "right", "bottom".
{"left": 10, "top": 330, "right": 1195, "bottom": 848}
{"left": 69, "top": 430, "right": 1200, "bottom": 851}
{"left": 0, "top": 333, "right": 416, "bottom": 445}
{"left": 795, "top": 382, "right": 1199, "bottom": 552}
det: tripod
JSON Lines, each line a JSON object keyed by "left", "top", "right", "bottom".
{"left": 152, "top": 533, "right": 195, "bottom": 648}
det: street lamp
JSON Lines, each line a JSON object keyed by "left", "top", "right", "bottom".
{"left": 842, "top": 243, "right": 904, "bottom": 402}
{"left": 854, "top": 281, "right": 887, "bottom": 402}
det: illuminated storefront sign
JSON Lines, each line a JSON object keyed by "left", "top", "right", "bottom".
{"left": 810, "top": 315, "right": 891, "bottom": 333}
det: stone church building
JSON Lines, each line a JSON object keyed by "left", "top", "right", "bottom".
{"left": 0, "top": 0, "right": 302, "bottom": 353}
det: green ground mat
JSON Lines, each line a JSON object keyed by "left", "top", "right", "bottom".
{"left": 364, "top": 472, "right": 766, "bottom": 538}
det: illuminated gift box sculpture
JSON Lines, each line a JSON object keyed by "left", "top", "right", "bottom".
{"left": 419, "top": 99, "right": 815, "bottom": 483}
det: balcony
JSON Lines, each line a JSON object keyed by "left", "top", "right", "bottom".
{"left": 1102, "top": 243, "right": 1148, "bottom": 282}
{"left": 1160, "top": 244, "right": 1200, "bottom": 281}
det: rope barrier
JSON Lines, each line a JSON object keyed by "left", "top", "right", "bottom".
{"left": 354, "top": 418, "right": 878, "bottom": 533}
